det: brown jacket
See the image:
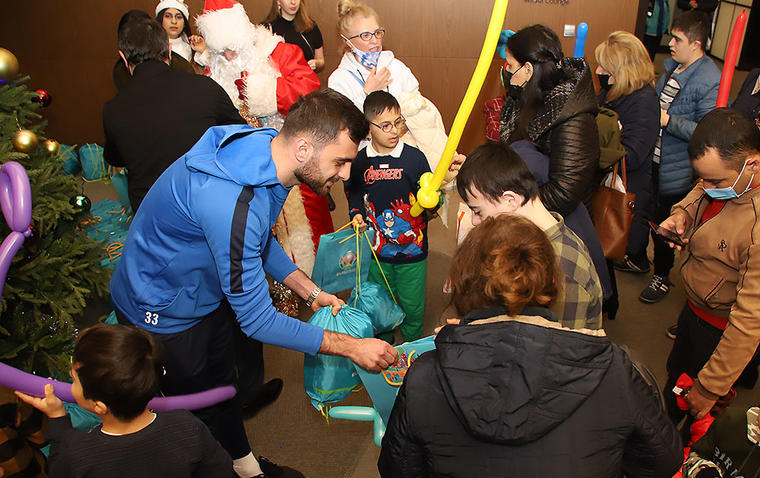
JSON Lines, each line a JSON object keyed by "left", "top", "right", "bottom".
{"left": 672, "top": 183, "right": 760, "bottom": 398}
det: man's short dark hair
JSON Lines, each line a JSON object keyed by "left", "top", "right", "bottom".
{"left": 671, "top": 10, "right": 710, "bottom": 49}
{"left": 73, "top": 324, "right": 163, "bottom": 421}
{"left": 117, "top": 9, "right": 151, "bottom": 37}
{"left": 281, "top": 89, "right": 369, "bottom": 146}
{"left": 456, "top": 142, "right": 539, "bottom": 205}
{"left": 363, "top": 91, "right": 400, "bottom": 119}
{"left": 688, "top": 107, "right": 760, "bottom": 169}
{"left": 118, "top": 17, "right": 170, "bottom": 67}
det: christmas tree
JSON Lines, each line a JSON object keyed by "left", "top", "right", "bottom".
{"left": 0, "top": 48, "right": 111, "bottom": 377}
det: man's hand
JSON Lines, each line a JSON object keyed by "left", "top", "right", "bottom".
{"left": 189, "top": 35, "right": 206, "bottom": 53}
{"left": 660, "top": 210, "right": 689, "bottom": 250}
{"left": 689, "top": 0, "right": 699, "bottom": 8}
{"left": 449, "top": 154, "right": 466, "bottom": 173}
{"left": 312, "top": 291, "right": 345, "bottom": 316}
{"left": 15, "top": 383, "right": 66, "bottom": 419}
{"left": 351, "top": 338, "right": 398, "bottom": 371}
{"left": 685, "top": 386, "right": 717, "bottom": 419}
{"left": 320, "top": 331, "right": 398, "bottom": 371}
{"left": 660, "top": 109, "right": 671, "bottom": 128}
{"left": 363, "top": 67, "right": 392, "bottom": 94}
{"left": 352, "top": 214, "right": 367, "bottom": 233}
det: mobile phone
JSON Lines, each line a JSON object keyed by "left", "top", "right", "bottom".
{"left": 649, "top": 221, "right": 687, "bottom": 247}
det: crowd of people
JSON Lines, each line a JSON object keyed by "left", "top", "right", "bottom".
{"left": 5, "top": 0, "right": 760, "bottom": 476}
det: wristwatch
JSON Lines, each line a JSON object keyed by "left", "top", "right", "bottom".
{"left": 305, "top": 286, "right": 322, "bottom": 307}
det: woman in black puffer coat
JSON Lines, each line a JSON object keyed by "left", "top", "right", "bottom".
{"left": 378, "top": 215, "right": 683, "bottom": 478}
{"left": 499, "top": 25, "right": 599, "bottom": 217}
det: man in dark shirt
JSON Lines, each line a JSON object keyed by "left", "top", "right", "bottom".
{"left": 103, "top": 16, "right": 243, "bottom": 212}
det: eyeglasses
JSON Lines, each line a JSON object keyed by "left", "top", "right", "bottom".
{"left": 370, "top": 116, "right": 406, "bottom": 133}
{"left": 347, "top": 29, "right": 386, "bottom": 42}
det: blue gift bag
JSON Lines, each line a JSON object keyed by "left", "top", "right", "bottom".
{"left": 304, "top": 305, "right": 373, "bottom": 411}
{"left": 312, "top": 228, "right": 372, "bottom": 294}
{"left": 111, "top": 169, "right": 132, "bottom": 212}
{"left": 58, "top": 144, "right": 81, "bottom": 176}
{"left": 328, "top": 335, "right": 437, "bottom": 445}
{"left": 79, "top": 144, "right": 110, "bottom": 181}
{"left": 349, "top": 281, "right": 405, "bottom": 335}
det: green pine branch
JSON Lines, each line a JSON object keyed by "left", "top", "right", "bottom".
{"left": 0, "top": 76, "right": 111, "bottom": 377}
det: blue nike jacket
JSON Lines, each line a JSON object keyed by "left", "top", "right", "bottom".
{"left": 110, "top": 125, "right": 324, "bottom": 355}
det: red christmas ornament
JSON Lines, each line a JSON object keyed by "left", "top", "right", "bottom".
{"left": 32, "top": 88, "right": 52, "bottom": 107}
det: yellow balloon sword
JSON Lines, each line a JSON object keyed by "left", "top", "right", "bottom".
{"left": 410, "top": 0, "right": 510, "bottom": 216}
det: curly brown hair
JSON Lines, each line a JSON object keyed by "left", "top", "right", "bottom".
{"left": 450, "top": 215, "right": 561, "bottom": 317}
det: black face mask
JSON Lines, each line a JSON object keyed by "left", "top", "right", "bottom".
{"left": 502, "top": 65, "right": 525, "bottom": 101}
{"left": 597, "top": 73, "right": 611, "bottom": 90}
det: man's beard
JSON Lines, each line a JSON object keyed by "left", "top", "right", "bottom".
{"left": 294, "top": 158, "right": 340, "bottom": 196}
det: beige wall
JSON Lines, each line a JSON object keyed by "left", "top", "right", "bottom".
{"left": 0, "top": 0, "right": 638, "bottom": 151}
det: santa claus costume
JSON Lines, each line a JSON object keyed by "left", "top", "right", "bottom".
{"left": 195, "top": 0, "right": 334, "bottom": 311}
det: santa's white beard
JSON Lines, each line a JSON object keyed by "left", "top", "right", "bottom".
{"left": 205, "top": 30, "right": 282, "bottom": 119}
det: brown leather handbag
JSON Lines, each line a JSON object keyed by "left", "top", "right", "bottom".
{"left": 592, "top": 159, "right": 636, "bottom": 260}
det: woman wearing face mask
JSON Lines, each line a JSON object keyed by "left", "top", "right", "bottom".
{"left": 595, "top": 32, "right": 660, "bottom": 278}
{"left": 499, "top": 25, "right": 599, "bottom": 217}
{"left": 156, "top": 0, "right": 193, "bottom": 62}
{"left": 264, "top": 0, "right": 325, "bottom": 72}
{"left": 329, "top": 0, "right": 463, "bottom": 183}
{"left": 328, "top": 0, "right": 419, "bottom": 112}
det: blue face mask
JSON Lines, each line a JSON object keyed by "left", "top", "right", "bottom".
{"left": 704, "top": 160, "right": 755, "bottom": 200}
{"left": 342, "top": 36, "right": 381, "bottom": 69}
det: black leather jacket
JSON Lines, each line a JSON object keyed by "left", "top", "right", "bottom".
{"left": 500, "top": 58, "right": 600, "bottom": 216}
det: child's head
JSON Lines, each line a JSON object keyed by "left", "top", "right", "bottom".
{"left": 456, "top": 142, "right": 539, "bottom": 226}
{"left": 71, "top": 324, "right": 163, "bottom": 421}
{"left": 363, "top": 91, "right": 405, "bottom": 153}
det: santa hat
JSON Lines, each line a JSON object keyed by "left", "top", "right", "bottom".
{"left": 196, "top": 0, "right": 255, "bottom": 53}
{"left": 155, "top": 0, "right": 189, "bottom": 20}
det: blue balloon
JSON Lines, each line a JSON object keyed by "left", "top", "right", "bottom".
{"left": 574, "top": 22, "right": 589, "bottom": 58}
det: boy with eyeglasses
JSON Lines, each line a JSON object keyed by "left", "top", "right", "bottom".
{"left": 346, "top": 91, "right": 431, "bottom": 343}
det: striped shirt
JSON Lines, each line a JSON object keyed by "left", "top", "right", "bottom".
{"left": 653, "top": 70, "right": 682, "bottom": 164}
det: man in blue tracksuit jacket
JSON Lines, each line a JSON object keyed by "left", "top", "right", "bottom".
{"left": 110, "top": 90, "right": 397, "bottom": 476}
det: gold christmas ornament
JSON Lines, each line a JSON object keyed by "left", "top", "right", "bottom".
{"left": 0, "top": 48, "right": 20, "bottom": 82}
{"left": 12, "top": 129, "right": 39, "bottom": 153}
{"left": 43, "top": 139, "right": 60, "bottom": 155}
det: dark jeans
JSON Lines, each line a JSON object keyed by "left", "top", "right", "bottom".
{"left": 642, "top": 34, "right": 663, "bottom": 61}
{"left": 115, "top": 302, "right": 253, "bottom": 460}
{"left": 651, "top": 164, "right": 688, "bottom": 277}
{"left": 625, "top": 184, "right": 653, "bottom": 268}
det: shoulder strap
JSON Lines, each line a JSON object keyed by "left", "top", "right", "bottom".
{"left": 347, "top": 69, "right": 365, "bottom": 88}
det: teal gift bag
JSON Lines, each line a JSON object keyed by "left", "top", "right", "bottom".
{"left": 58, "top": 144, "right": 81, "bottom": 175}
{"left": 111, "top": 169, "right": 132, "bottom": 212}
{"left": 79, "top": 144, "right": 110, "bottom": 181}
{"left": 349, "top": 281, "right": 405, "bottom": 335}
{"left": 312, "top": 225, "right": 372, "bottom": 294}
{"left": 303, "top": 305, "right": 373, "bottom": 411}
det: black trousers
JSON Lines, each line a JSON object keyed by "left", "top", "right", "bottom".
{"left": 664, "top": 304, "right": 760, "bottom": 429}
{"left": 651, "top": 164, "right": 689, "bottom": 277}
{"left": 116, "top": 302, "right": 253, "bottom": 460}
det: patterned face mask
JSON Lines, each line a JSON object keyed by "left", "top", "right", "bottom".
{"left": 342, "top": 35, "right": 381, "bottom": 69}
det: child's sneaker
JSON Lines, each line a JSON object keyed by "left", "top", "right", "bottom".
{"left": 639, "top": 275, "right": 672, "bottom": 303}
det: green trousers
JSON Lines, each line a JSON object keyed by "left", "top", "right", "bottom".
{"left": 367, "top": 259, "right": 427, "bottom": 342}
